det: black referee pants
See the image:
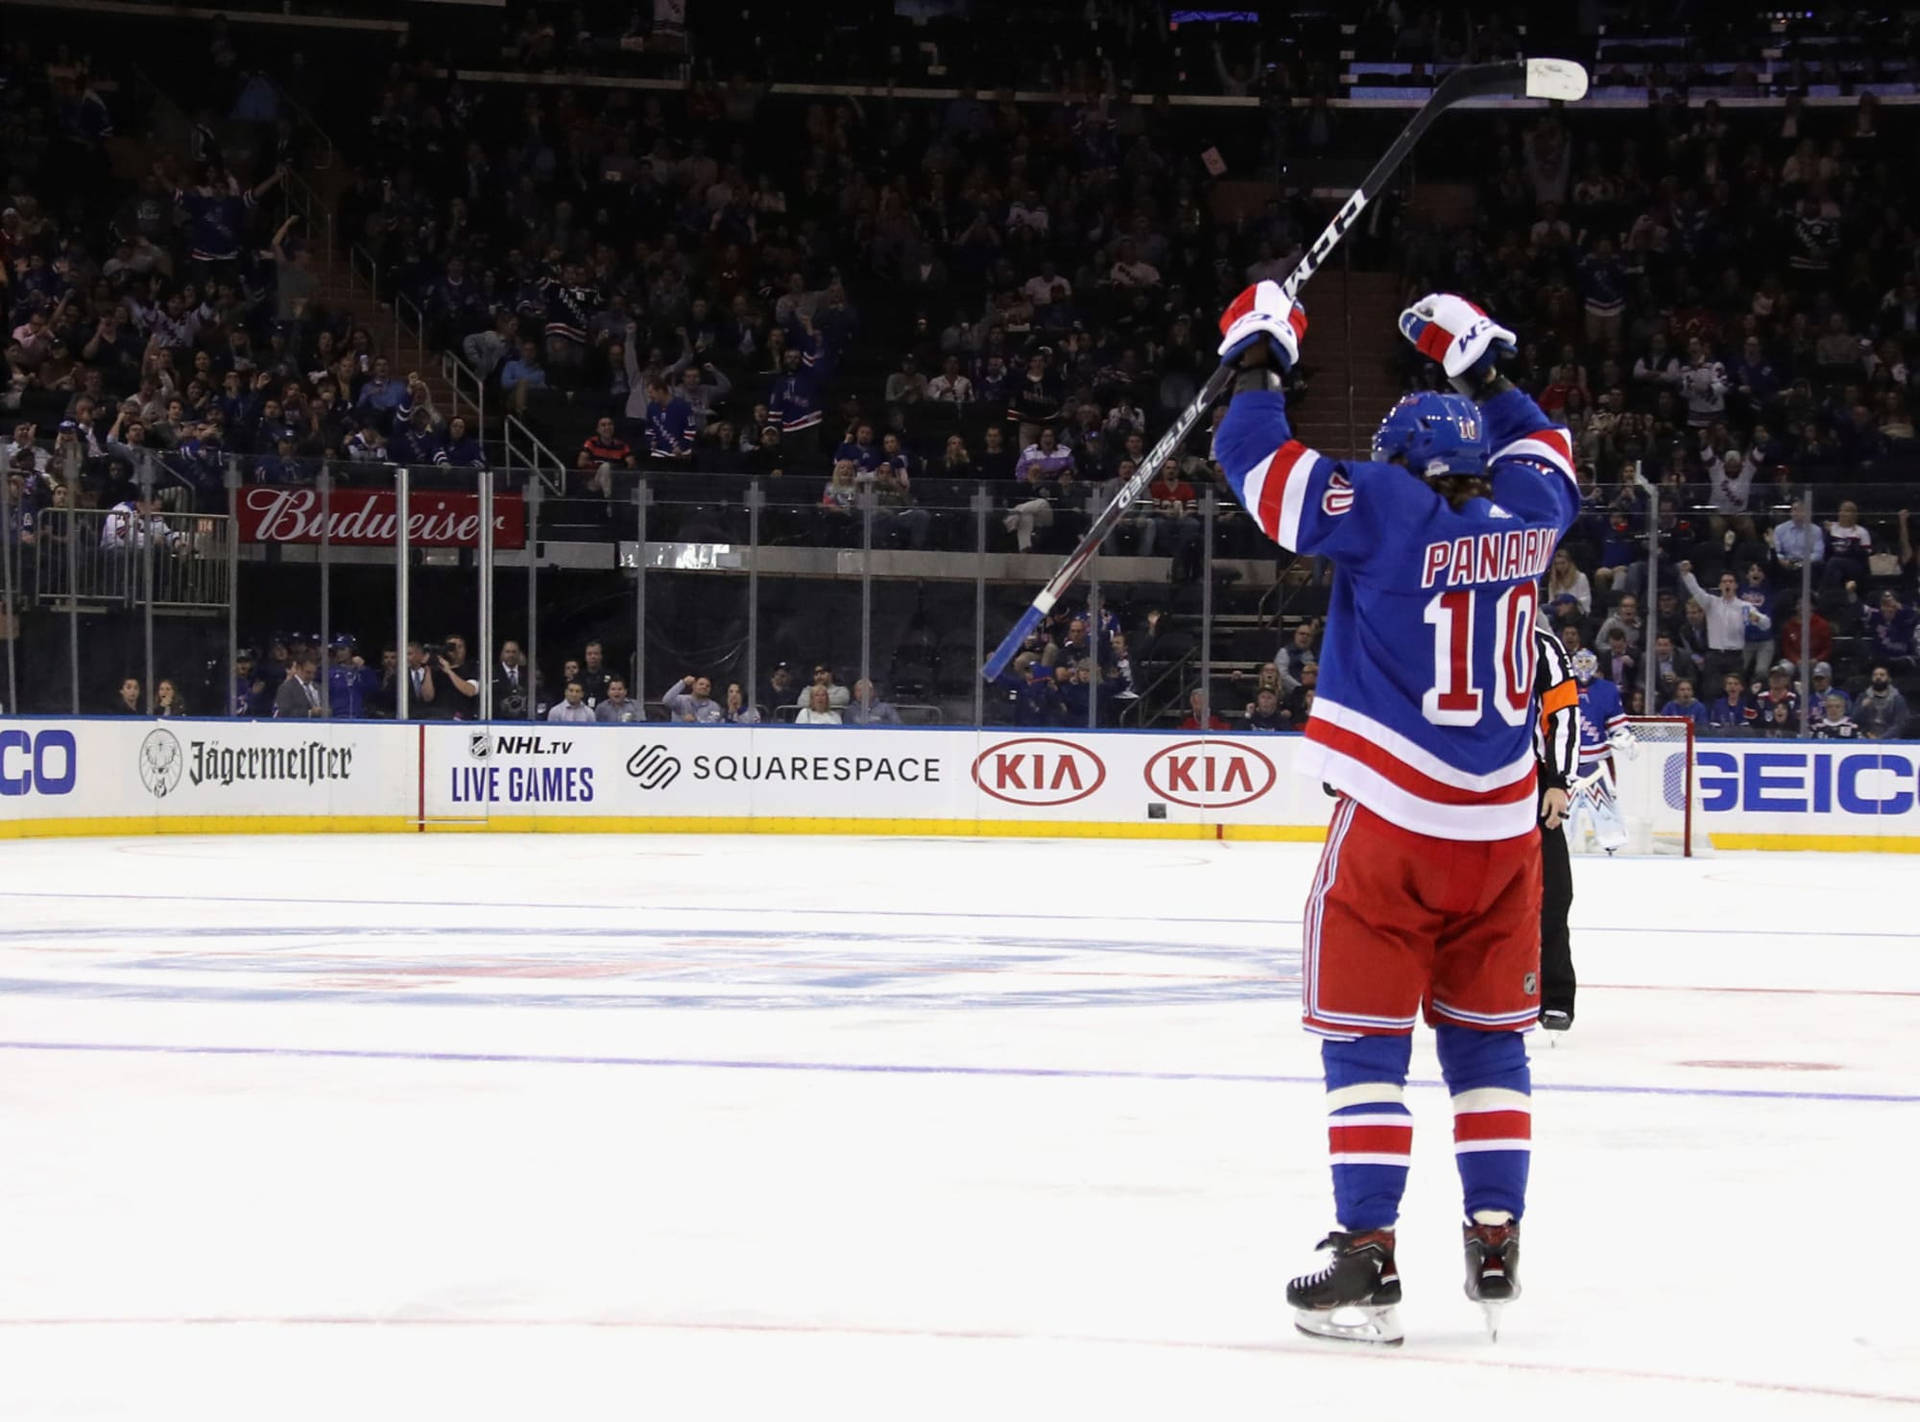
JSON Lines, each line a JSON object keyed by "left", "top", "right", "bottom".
{"left": 1539, "top": 819, "right": 1575, "bottom": 1016}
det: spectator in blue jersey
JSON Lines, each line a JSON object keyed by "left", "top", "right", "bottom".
{"left": 1059, "top": 662, "right": 1123, "bottom": 727}
{"left": 642, "top": 380, "right": 694, "bottom": 460}
{"left": 1862, "top": 589, "right": 1918, "bottom": 673}
{"left": 327, "top": 637, "right": 380, "bottom": 718}
{"left": 435, "top": 417, "right": 486, "bottom": 470}
{"left": 345, "top": 420, "right": 389, "bottom": 465}
{"left": 1247, "top": 687, "right": 1288, "bottom": 730}
{"left": 768, "top": 347, "right": 824, "bottom": 453}
{"left": 1659, "top": 678, "right": 1709, "bottom": 727}
{"left": 1009, "top": 654, "right": 1061, "bottom": 726}
{"left": 1007, "top": 351, "right": 1063, "bottom": 449}
{"left": 231, "top": 650, "right": 270, "bottom": 717}
{"left": 389, "top": 405, "right": 441, "bottom": 466}
{"left": 1736, "top": 562, "right": 1776, "bottom": 681}
{"left": 252, "top": 435, "right": 309, "bottom": 484}
{"left": 1707, "top": 671, "right": 1761, "bottom": 731}
{"left": 176, "top": 162, "right": 285, "bottom": 284}
{"left": 834, "top": 422, "right": 883, "bottom": 474}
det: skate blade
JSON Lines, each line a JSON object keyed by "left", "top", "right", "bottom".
{"left": 1478, "top": 1300, "right": 1505, "bottom": 1342}
{"left": 1292, "top": 1304, "right": 1404, "bottom": 1347}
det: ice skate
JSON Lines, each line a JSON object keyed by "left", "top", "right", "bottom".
{"left": 1287, "top": 1229, "right": 1403, "bottom": 1346}
{"left": 1462, "top": 1217, "right": 1521, "bottom": 1340}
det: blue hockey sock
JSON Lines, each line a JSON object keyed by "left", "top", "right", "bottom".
{"left": 1321, "top": 1034, "right": 1414, "bottom": 1232}
{"left": 1435, "top": 1024, "right": 1531, "bottom": 1222}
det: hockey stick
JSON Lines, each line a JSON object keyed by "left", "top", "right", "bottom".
{"left": 980, "top": 57, "right": 1589, "bottom": 683}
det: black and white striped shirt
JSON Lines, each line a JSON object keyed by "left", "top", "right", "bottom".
{"left": 1534, "top": 626, "right": 1579, "bottom": 790}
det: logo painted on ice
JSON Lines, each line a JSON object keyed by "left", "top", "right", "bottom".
{"left": 1142, "top": 739, "right": 1276, "bottom": 809}
{"left": 626, "top": 744, "right": 682, "bottom": 791}
{"left": 971, "top": 737, "right": 1105, "bottom": 806}
{"left": 138, "top": 728, "right": 183, "bottom": 799}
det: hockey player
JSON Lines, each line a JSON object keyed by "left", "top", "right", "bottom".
{"left": 1572, "top": 646, "right": 1628, "bottom": 779}
{"left": 1534, "top": 627, "right": 1579, "bottom": 1030}
{"left": 1211, "top": 284, "right": 1577, "bottom": 1344}
{"left": 1566, "top": 648, "right": 1632, "bottom": 854}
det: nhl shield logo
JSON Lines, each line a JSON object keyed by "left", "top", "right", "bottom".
{"left": 467, "top": 730, "right": 492, "bottom": 761}
{"left": 1523, "top": 972, "right": 1538, "bottom": 995}
{"left": 138, "top": 728, "right": 184, "bottom": 799}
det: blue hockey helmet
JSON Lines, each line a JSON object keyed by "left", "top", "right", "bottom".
{"left": 1371, "top": 392, "right": 1488, "bottom": 477}
{"left": 1569, "top": 648, "right": 1599, "bottom": 684}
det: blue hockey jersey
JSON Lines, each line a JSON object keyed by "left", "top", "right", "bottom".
{"left": 1213, "top": 385, "right": 1578, "bottom": 840}
{"left": 1575, "top": 675, "right": 1627, "bottom": 768}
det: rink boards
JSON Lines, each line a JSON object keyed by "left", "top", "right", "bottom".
{"left": 1, "top": 717, "right": 1918, "bottom": 851}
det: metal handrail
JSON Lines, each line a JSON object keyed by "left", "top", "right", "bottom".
{"left": 395, "top": 290, "right": 427, "bottom": 376}
{"left": 1123, "top": 644, "right": 1197, "bottom": 728}
{"left": 348, "top": 243, "right": 379, "bottom": 305}
{"left": 441, "top": 349, "right": 487, "bottom": 433}
{"left": 278, "top": 92, "right": 335, "bottom": 171}
{"left": 503, "top": 415, "right": 568, "bottom": 496}
{"left": 32, "top": 509, "right": 233, "bottom": 612}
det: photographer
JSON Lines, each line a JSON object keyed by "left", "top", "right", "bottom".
{"left": 433, "top": 634, "right": 480, "bottom": 719}
{"left": 493, "top": 640, "right": 541, "bottom": 721}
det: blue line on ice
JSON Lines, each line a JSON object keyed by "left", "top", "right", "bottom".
{"left": 2, "top": 1039, "right": 1914, "bottom": 1105}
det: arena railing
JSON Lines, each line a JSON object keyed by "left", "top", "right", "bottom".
{"left": 3, "top": 449, "right": 1915, "bottom": 738}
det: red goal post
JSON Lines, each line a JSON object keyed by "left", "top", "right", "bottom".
{"left": 1613, "top": 715, "right": 1706, "bottom": 857}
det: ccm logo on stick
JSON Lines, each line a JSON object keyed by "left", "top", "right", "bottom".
{"left": 1143, "top": 739, "right": 1277, "bottom": 809}
{"left": 0, "top": 729, "right": 77, "bottom": 796}
{"left": 972, "top": 737, "right": 1105, "bottom": 806}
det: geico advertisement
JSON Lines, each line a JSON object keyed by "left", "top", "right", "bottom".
{"left": 0, "top": 718, "right": 413, "bottom": 821}
{"left": 1697, "top": 747, "right": 1920, "bottom": 819}
{"left": 423, "top": 724, "right": 1317, "bottom": 825}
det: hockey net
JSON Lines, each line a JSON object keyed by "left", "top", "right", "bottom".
{"left": 1571, "top": 715, "right": 1710, "bottom": 857}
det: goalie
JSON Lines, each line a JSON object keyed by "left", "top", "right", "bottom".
{"left": 1566, "top": 648, "right": 1633, "bottom": 856}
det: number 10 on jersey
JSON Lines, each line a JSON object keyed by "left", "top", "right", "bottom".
{"left": 1422, "top": 584, "right": 1538, "bottom": 728}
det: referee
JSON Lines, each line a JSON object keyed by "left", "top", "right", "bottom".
{"left": 1534, "top": 625, "right": 1579, "bottom": 1032}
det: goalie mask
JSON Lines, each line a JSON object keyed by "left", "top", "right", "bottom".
{"left": 1569, "top": 648, "right": 1599, "bottom": 684}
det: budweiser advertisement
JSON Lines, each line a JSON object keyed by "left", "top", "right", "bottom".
{"left": 237, "top": 485, "right": 527, "bottom": 549}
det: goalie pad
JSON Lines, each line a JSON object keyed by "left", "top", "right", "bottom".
{"left": 1567, "top": 767, "right": 1628, "bottom": 854}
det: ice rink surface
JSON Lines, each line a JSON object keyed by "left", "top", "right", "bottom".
{"left": 0, "top": 832, "right": 1915, "bottom": 1420}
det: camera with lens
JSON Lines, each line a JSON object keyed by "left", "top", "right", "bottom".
{"left": 421, "top": 641, "right": 452, "bottom": 661}
{"left": 498, "top": 687, "right": 528, "bottom": 718}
